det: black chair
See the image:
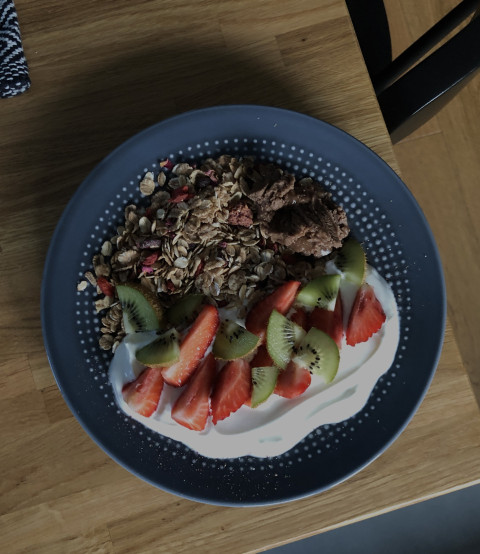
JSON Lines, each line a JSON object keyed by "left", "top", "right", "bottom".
{"left": 346, "top": 0, "right": 480, "bottom": 142}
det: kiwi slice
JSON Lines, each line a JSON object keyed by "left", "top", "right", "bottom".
{"left": 296, "top": 274, "right": 341, "bottom": 311}
{"left": 166, "top": 294, "right": 204, "bottom": 328}
{"left": 116, "top": 283, "right": 164, "bottom": 333}
{"left": 335, "top": 237, "right": 366, "bottom": 285}
{"left": 135, "top": 328, "right": 180, "bottom": 368}
{"left": 266, "top": 310, "right": 306, "bottom": 369}
{"left": 212, "top": 320, "right": 259, "bottom": 360}
{"left": 293, "top": 327, "right": 340, "bottom": 383}
{"left": 251, "top": 366, "right": 279, "bottom": 408}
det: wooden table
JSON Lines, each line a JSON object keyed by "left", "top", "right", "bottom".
{"left": 1, "top": 1, "right": 480, "bottom": 552}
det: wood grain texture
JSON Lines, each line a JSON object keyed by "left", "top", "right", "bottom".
{"left": 1, "top": 1, "right": 479, "bottom": 552}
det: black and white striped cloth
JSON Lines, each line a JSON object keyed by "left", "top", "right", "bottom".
{"left": 0, "top": 0, "right": 30, "bottom": 98}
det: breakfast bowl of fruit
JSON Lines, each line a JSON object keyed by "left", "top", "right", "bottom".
{"left": 41, "top": 105, "right": 445, "bottom": 505}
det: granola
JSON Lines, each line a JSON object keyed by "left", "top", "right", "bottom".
{"left": 83, "top": 155, "right": 350, "bottom": 350}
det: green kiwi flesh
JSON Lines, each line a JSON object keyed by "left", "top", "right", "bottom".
{"left": 251, "top": 366, "right": 279, "bottom": 408}
{"left": 266, "top": 310, "right": 306, "bottom": 369}
{"left": 293, "top": 327, "right": 339, "bottom": 383}
{"left": 212, "top": 320, "right": 259, "bottom": 360}
{"left": 135, "top": 328, "right": 180, "bottom": 368}
{"left": 296, "top": 274, "right": 341, "bottom": 310}
{"left": 116, "top": 284, "right": 163, "bottom": 333}
{"left": 166, "top": 294, "right": 204, "bottom": 328}
{"left": 335, "top": 237, "right": 366, "bottom": 285}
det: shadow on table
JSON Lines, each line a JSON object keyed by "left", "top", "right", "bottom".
{"left": 33, "top": 43, "right": 309, "bottom": 241}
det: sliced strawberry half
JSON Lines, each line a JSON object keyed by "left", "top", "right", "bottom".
{"left": 211, "top": 358, "right": 251, "bottom": 424}
{"left": 162, "top": 304, "right": 219, "bottom": 387}
{"left": 274, "top": 360, "right": 311, "bottom": 399}
{"left": 309, "top": 291, "right": 344, "bottom": 348}
{"left": 122, "top": 367, "right": 164, "bottom": 417}
{"left": 245, "top": 280, "right": 301, "bottom": 342}
{"left": 171, "top": 353, "right": 217, "bottom": 431}
{"left": 250, "top": 344, "right": 274, "bottom": 368}
{"left": 346, "top": 284, "right": 386, "bottom": 346}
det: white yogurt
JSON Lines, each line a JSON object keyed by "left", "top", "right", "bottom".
{"left": 109, "top": 266, "right": 399, "bottom": 458}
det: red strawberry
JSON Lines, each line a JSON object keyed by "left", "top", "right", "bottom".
{"left": 250, "top": 344, "right": 274, "bottom": 368}
{"left": 162, "top": 304, "right": 219, "bottom": 387}
{"left": 245, "top": 281, "right": 301, "bottom": 342}
{"left": 274, "top": 360, "right": 311, "bottom": 399}
{"left": 346, "top": 284, "right": 386, "bottom": 346}
{"left": 211, "top": 359, "right": 252, "bottom": 424}
{"left": 171, "top": 353, "right": 217, "bottom": 431}
{"left": 122, "top": 367, "right": 164, "bottom": 417}
{"left": 290, "top": 307, "right": 308, "bottom": 330}
{"left": 309, "top": 292, "right": 344, "bottom": 348}
{"left": 97, "top": 276, "right": 115, "bottom": 297}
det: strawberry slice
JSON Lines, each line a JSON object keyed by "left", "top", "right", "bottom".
{"left": 245, "top": 281, "right": 301, "bottom": 342}
{"left": 162, "top": 304, "right": 219, "bottom": 387}
{"left": 309, "top": 292, "right": 344, "bottom": 348}
{"left": 250, "top": 344, "right": 274, "bottom": 367}
{"left": 290, "top": 307, "right": 308, "bottom": 330}
{"left": 211, "top": 359, "right": 251, "bottom": 424}
{"left": 346, "top": 284, "right": 386, "bottom": 346}
{"left": 122, "top": 367, "right": 164, "bottom": 417}
{"left": 274, "top": 360, "right": 311, "bottom": 399}
{"left": 171, "top": 353, "right": 217, "bottom": 431}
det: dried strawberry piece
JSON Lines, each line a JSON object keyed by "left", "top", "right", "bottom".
{"left": 141, "top": 266, "right": 154, "bottom": 274}
{"left": 204, "top": 169, "right": 218, "bottom": 183}
{"left": 142, "top": 252, "right": 158, "bottom": 266}
{"left": 166, "top": 280, "right": 176, "bottom": 292}
{"left": 160, "top": 159, "right": 174, "bottom": 170}
{"left": 97, "top": 277, "right": 115, "bottom": 297}
{"left": 169, "top": 186, "right": 194, "bottom": 204}
{"left": 194, "top": 260, "right": 204, "bottom": 277}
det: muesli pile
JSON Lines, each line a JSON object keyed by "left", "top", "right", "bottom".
{"left": 79, "top": 155, "right": 350, "bottom": 353}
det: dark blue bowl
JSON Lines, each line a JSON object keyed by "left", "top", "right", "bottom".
{"left": 41, "top": 105, "right": 445, "bottom": 506}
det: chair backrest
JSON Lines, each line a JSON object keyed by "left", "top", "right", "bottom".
{"left": 347, "top": 0, "right": 480, "bottom": 143}
{"left": 378, "top": 13, "right": 480, "bottom": 142}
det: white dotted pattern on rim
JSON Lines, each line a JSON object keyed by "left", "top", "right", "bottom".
{"left": 75, "top": 137, "right": 411, "bottom": 469}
